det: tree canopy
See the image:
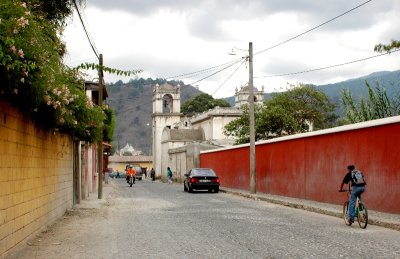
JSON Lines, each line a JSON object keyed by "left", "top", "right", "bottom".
{"left": 25, "top": 0, "right": 78, "bottom": 26}
{"left": 224, "top": 84, "right": 337, "bottom": 144}
{"left": 181, "top": 93, "right": 230, "bottom": 114}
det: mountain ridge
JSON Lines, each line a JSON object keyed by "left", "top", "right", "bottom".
{"left": 106, "top": 70, "right": 400, "bottom": 154}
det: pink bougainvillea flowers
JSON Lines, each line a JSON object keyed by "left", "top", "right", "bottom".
{"left": 18, "top": 49, "right": 24, "bottom": 58}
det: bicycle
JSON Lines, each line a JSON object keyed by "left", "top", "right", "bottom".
{"left": 339, "top": 188, "right": 368, "bottom": 229}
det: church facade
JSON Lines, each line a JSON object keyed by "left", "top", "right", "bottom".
{"left": 152, "top": 83, "right": 182, "bottom": 177}
{"left": 152, "top": 82, "right": 264, "bottom": 179}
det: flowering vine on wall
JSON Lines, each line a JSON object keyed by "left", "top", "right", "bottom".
{"left": 0, "top": 0, "right": 140, "bottom": 143}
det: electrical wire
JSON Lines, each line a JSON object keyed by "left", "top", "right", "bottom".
{"left": 189, "top": 58, "right": 246, "bottom": 86}
{"left": 212, "top": 59, "right": 247, "bottom": 96}
{"left": 254, "top": 0, "right": 373, "bottom": 56}
{"left": 165, "top": 57, "right": 244, "bottom": 80}
{"left": 162, "top": 1, "right": 372, "bottom": 85}
{"left": 72, "top": 0, "right": 99, "bottom": 59}
{"left": 254, "top": 49, "right": 400, "bottom": 79}
{"left": 79, "top": 5, "right": 99, "bottom": 55}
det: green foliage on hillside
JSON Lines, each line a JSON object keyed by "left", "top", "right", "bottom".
{"left": 340, "top": 40, "right": 400, "bottom": 124}
{"left": 315, "top": 70, "right": 400, "bottom": 117}
{"left": 341, "top": 81, "right": 400, "bottom": 123}
{"left": 108, "top": 71, "right": 399, "bottom": 152}
{"left": 103, "top": 107, "right": 116, "bottom": 142}
{"left": 106, "top": 78, "right": 202, "bottom": 154}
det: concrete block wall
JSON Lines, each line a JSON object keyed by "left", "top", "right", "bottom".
{"left": 0, "top": 101, "right": 73, "bottom": 255}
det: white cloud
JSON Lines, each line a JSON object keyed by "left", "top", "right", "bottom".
{"left": 63, "top": 0, "right": 400, "bottom": 98}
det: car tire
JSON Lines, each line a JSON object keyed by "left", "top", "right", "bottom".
{"left": 188, "top": 186, "right": 193, "bottom": 193}
{"left": 214, "top": 188, "right": 219, "bottom": 193}
{"left": 184, "top": 184, "right": 188, "bottom": 192}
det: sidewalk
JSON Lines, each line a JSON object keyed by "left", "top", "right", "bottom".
{"left": 220, "top": 187, "right": 400, "bottom": 231}
{"left": 74, "top": 180, "right": 116, "bottom": 210}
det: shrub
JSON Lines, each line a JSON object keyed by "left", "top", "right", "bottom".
{"left": 0, "top": 0, "right": 108, "bottom": 143}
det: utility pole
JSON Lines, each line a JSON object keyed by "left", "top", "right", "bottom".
{"left": 248, "top": 42, "right": 256, "bottom": 194}
{"left": 98, "top": 53, "right": 104, "bottom": 199}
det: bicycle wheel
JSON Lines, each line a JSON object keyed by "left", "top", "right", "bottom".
{"left": 357, "top": 202, "right": 368, "bottom": 229}
{"left": 343, "top": 201, "right": 352, "bottom": 226}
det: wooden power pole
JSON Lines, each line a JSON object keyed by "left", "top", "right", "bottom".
{"left": 98, "top": 54, "right": 104, "bottom": 199}
{"left": 248, "top": 42, "right": 256, "bottom": 194}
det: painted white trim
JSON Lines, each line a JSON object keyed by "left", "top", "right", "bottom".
{"left": 200, "top": 115, "right": 400, "bottom": 154}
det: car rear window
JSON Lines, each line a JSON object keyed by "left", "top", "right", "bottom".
{"left": 191, "top": 168, "right": 216, "bottom": 177}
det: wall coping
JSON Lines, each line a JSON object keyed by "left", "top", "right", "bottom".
{"left": 190, "top": 107, "right": 242, "bottom": 124}
{"left": 200, "top": 115, "right": 400, "bottom": 154}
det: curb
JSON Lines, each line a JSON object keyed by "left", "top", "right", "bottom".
{"left": 220, "top": 188, "right": 400, "bottom": 232}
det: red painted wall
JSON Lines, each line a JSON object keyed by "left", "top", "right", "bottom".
{"left": 200, "top": 119, "right": 400, "bottom": 214}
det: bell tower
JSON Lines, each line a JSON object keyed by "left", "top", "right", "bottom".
{"left": 152, "top": 83, "right": 182, "bottom": 176}
{"left": 234, "top": 84, "right": 264, "bottom": 108}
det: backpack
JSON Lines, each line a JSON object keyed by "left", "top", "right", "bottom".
{"left": 352, "top": 170, "right": 366, "bottom": 185}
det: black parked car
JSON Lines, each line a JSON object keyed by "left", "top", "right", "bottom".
{"left": 184, "top": 168, "right": 220, "bottom": 193}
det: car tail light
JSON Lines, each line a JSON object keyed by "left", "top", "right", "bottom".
{"left": 212, "top": 178, "right": 220, "bottom": 183}
{"left": 190, "top": 178, "right": 198, "bottom": 183}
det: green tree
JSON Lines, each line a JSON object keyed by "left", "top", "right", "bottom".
{"left": 266, "top": 84, "right": 337, "bottom": 130}
{"left": 103, "top": 107, "right": 116, "bottom": 142}
{"left": 224, "top": 84, "right": 337, "bottom": 144}
{"left": 341, "top": 81, "right": 399, "bottom": 123}
{"left": 181, "top": 93, "right": 230, "bottom": 113}
{"left": 26, "top": 0, "right": 81, "bottom": 25}
{"left": 223, "top": 105, "right": 255, "bottom": 144}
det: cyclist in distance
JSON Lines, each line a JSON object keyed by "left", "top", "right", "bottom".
{"left": 126, "top": 165, "right": 136, "bottom": 184}
{"left": 340, "top": 164, "right": 366, "bottom": 224}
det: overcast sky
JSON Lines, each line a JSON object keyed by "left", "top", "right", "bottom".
{"left": 63, "top": 0, "right": 400, "bottom": 98}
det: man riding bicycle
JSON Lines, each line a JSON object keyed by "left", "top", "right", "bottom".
{"left": 126, "top": 165, "right": 136, "bottom": 184}
{"left": 340, "top": 164, "right": 366, "bottom": 224}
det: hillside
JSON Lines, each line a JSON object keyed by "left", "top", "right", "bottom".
{"left": 105, "top": 78, "right": 202, "bottom": 154}
{"left": 107, "top": 70, "right": 400, "bottom": 154}
{"left": 316, "top": 70, "right": 400, "bottom": 115}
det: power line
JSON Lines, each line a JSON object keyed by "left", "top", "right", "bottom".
{"left": 212, "top": 59, "right": 247, "bottom": 96}
{"left": 189, "top": 58, "right": 246, "bottom": 86}
{"left": 73, "top": 0, "right": 99, "bottom": 59}
{"left": 165, "top": 57, "right": 244, "bottom": 80}
{"left": 254, "top": 49, "right": 400, "bottom": 79}
{"left": 254, "top": 0, "right": 373, "bottom": 56}
{"left": 162, "top": 1, "right": 373, "bottom": 86}
{"left": 79, "top": 5, "right": 99, "bottom": 55}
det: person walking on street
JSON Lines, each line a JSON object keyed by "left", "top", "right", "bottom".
{"left": 339, "top": 164, "right": 366, "bottom": 224}
{"left": 167, "top": 167, "right": 173, "bottom": 184}
{"left": 150, "top": 168, "right": 155, "bottom": 181}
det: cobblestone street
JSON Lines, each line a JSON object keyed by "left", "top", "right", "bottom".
{"left": 7, "top": 179, "right": 400, "bottom": 259}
